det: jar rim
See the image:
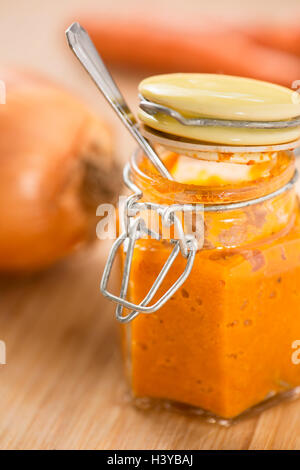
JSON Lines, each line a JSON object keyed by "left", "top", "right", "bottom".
{"left": 130, "top": 148, "right": 296, "bottom": 205}
{"left": 141, "top": 125, "right": 300, "bottom": 157}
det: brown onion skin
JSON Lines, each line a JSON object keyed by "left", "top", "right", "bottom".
{"left": 0, "top": 69, "right": 119, "bottom": 271}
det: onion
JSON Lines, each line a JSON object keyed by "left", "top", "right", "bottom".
{"left": 0, "top": 69, "right": 120, "bottom": 271}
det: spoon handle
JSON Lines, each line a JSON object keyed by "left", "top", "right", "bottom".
{"left": 66, "top": 22, "right": 173, "bottom": 180}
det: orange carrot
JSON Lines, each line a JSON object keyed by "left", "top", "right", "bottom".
{"left": 245, "top": 23, "right": 300, "bottom": 57}
{"left": 78, "top": 15, "right": 300, "bottom": 86}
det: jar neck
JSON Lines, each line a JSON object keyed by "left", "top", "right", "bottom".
{"left": 130, "top": 149, "right": 297, "bottom": 249}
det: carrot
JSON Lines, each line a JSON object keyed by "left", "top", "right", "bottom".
{"left": 245, "top": 23, "right": 300, "bottom": 57}
{"left": 78, "top": 15, "right": 300, "bottom": 86}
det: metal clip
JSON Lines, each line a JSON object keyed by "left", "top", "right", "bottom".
{"left": 100, "top": 164, "right": 201, "bottom": 323}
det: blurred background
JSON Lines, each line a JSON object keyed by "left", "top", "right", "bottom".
{"left": 2, "top": 0, "right": 300, "bottom": 161}
{"left": 1, "top": 0, "right": 300, "bottom": 450}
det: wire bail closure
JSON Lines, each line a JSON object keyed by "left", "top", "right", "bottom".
{"left": 100, "top": 163, "right": 202, "bottom": 323}
{"left": 100, "top": 159, "right": 298, "bottom": 324}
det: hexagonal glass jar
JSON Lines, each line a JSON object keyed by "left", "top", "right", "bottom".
{"left": 120, "top": 147, "right": 300, "bottom": 424}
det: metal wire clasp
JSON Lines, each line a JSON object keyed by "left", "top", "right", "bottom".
{"left": 100, "top": 164, "right": 202, "bottom": 323}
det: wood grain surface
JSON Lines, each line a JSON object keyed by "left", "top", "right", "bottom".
{"left": 1, "top": 0, "right": 300, "bottom": 450}
{"left": 1, "top": 240, "right": 300, "bottom": 450}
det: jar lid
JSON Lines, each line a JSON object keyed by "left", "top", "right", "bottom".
{"left": 138, "top": 74, "right": 300, "bottom": 146}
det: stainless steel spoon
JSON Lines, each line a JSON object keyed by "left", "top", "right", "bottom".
{"left": 65, "top": 22, "right": 173, "bottom": 180}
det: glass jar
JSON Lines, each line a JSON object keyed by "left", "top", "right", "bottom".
{"left": 113, "top": 146, "right": 300, "bottom": 424}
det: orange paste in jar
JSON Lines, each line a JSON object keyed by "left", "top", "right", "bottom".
{"left": 122, "top": 149, "right": 300, "bottom": 419}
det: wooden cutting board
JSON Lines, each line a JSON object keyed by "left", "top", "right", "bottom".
{"left": 0, "top": 236, "right": 300, "bottom": 451}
